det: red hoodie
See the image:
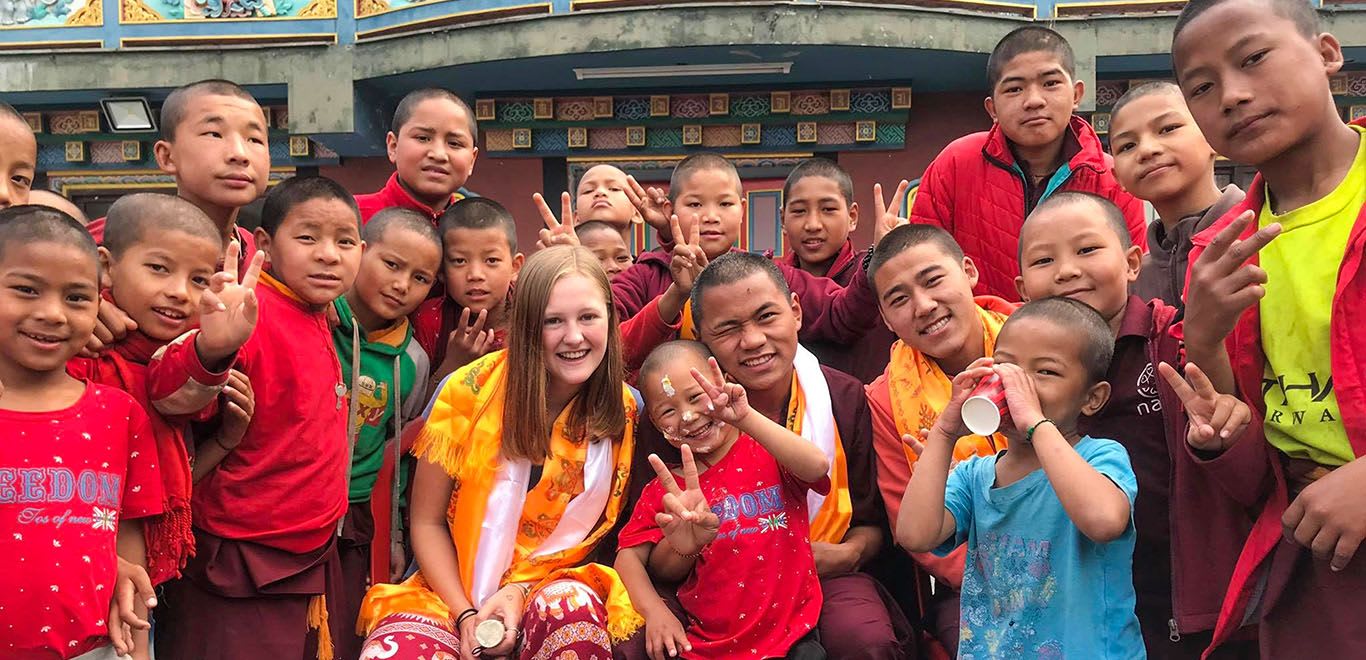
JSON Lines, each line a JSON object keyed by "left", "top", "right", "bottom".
{"left": 1181, "top": 152, "right": 1366, "bottom": 654}
{"left": 910, "top": 116, "right": 1146, "bottom": 301}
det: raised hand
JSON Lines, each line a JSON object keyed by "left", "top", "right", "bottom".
{"left": 441, "top": 307, "right": 493, "bottom": 372}
{"left": 627, "top": 175, "right": 673, "bottom": 235}
{"left": 930, "top": 357, "right": 995, "bottom": 439}
{"left": 994, "top": 363, "right": 1045, "bottom": 434}
{"left": 649, "top": 444, "right": 720, "bottom": 555}
{"left": 196, "top": 242, "right": 264, "bottom": 365}
{"left": 668, "top": 213, "right": 708, "bottom": 292}
{"left": 872, "top": 180, "right": 911, "bottom": 247}
{"left": 1184, "top": 211, "right": 1280, "bottom": 350}
{"left": 535, "top": 191, "right": 579, "bottom": 250}
{"left": 689, "top": 356, "right": 750, "bottom": 426}
{"left": 1158, "top": 362, "right": 1251, "bottom": 452}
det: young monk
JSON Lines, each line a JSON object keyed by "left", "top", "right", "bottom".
{"left": 575, "top": 164, "right": 642, "bottom": 240}
{"left": 356, "top": 88, "right": 478, "bottom": 224}
{"left": 779, "top": 158, "right": 899, "bottom": 383}
{"left": 86, "top": 79, "right": 271, "bottom": 353}
{"left": 863, "top": 223, "right": 1017, "bottom": 654}
{"left": 617, "top": 340, "right": 831, "bottom": 660}
{"left": 358, "top": 246, "right": 643, "bottom": 659}
{"left": 622, "top": 253, "right": 909, "bottom": 659}
{"left": 152, "top": 177, "right": 364, "bottom": 659}
{"left": 0, "top": 102, "right": 37, "bottom": 210}
{"left": 613, "top": 153, "right": 888, "bottom": 346}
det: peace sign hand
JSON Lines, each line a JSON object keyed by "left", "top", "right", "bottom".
{"left": 1183, "top": 211, "right": 1280, "bottom": 349}
{"left": 689, "top": 356, "right": 750, "bottom": 426}
{"left": 872, "top": 180, "right": 911, "bottom": 247}
{"left": 627, "top": 175, "right": 673, "bottom": 235}
{"left": 196, "top": 242, "right": 264, "bottom": 365}
{"left": 668, "top": 213, "right": 708, "bottom": 292}
{"left": 648, "top": 444, "right": 720, "bottom": 556}
{"left": 1158, "top": 362, "right": 1252, "bottom": 452}
{"left": 441, "top": 307, "right": 494, "bottom": 372}
{"left": 535, "top": 191, "right": 579, "bottom": 250}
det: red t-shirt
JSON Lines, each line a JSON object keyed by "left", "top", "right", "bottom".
{"left": 0, "top": 383, "right": 163, "bottom": 659}
{"left": 619, "top": 434, "right": 827, "bottom": 659}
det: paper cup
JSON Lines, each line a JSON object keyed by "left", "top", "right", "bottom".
{"left": 961, "top": 374, "right": 1008, "bottom": 436}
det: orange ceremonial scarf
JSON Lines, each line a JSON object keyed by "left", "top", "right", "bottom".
{"left": 357, "top": 350, "right": 642, "bottom": 642}
{"left": 888, "top": 299, "right": 1014, "bottom": 470}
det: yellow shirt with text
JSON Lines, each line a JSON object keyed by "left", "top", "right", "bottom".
{"left": 1258, "top": 125, "right": 1366, "bottom": 467}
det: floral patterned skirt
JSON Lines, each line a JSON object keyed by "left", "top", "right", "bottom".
{"left": 360, "top": 579, "right": 613, "bottom": 660}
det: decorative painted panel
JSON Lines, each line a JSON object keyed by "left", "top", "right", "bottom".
{"left": 0, "top": 0, "right": 101, "bottom": 28}
{"left": 119, "top": 0, "right": 335, "bottom": 22}
{"left": 475, "top": 86, "right": 911, "bottom": 156}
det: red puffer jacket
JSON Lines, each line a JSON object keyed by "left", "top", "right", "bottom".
{"left": 910, "top": 116, "right": 1147, "bottom": 300}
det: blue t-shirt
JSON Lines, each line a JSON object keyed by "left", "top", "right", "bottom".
{"left": 935, "top": 436, "right": 1145, "bottom": 659}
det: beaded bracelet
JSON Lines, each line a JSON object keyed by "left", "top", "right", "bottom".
{"left": 1025, "top": 418, "right": 1055, "bottom": 444}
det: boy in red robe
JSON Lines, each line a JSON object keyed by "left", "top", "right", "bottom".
{"left": 153, "top": 176, "right": 364, "bottom": 660}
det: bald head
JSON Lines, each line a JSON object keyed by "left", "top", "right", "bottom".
{"left": 29, "top": 190, "right": 88, "bottom": 225}
{"left": 639, "top": 340, "right": 714, "bottom": 391}
{"left": 103, "top": 193, "right": 221, "bottom": 257}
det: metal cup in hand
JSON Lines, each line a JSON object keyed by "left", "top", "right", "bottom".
{"left": 474, "top": 618, "right": 507, "bottom": 649}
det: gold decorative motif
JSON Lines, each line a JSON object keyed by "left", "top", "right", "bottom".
{"left": 650, "top": 96, "right": 670, "bottom": 117}
{"left": 120, "top": 0, "right": 163, "bottom": 23}
{"left": 891, "top": 87, "right": 913, "bottom": 110}
{"left": 21, "top": 113, "right": 41, "bottom": 133}
{"left": 770, "top": 91, "right": 790, "bottom": 114}
{"left": 298, "top": 0, "right": 337, "bottom": 18}
{"left": 1091, "top": 112, "right": 1112, "bottom": 135}
{"left": 1331, "top": 75, "right": 1348, "bottom": 96}
{"left": 682, "top": 124, "right": 702, "bottom": 146}
{"left": 741, "top": 123, "right": 761, "bottom": 145}
{"left": 797, "top": 122, "right": 817, "bottom": 143}
{"left": 567, "top": 127, "right": 587, "bottom": 149}
{"left": 121, "top": 141, "right": 141, "bottom": 161}
{"left": 533, "top": 98, "right": 554, "bottom": 120}
{"left": 855, "top": 121, "right": 876, "bottom": 142}
{"left": 592, "top": 97, "right": 613, "bottom": 119}
{"left": 65, "top": 0, "right": 103, "bottom": 26}
{"left": 475, "top": 100, "right": 496, "bottom": 122}
{"left": 512, "top": 128, "right": 532, "bottom": 149}
{"left": 65, "top": 142, "right": 86, "bottom": 163}
{"left": 830, "top": 89, "right": 851, "bottom": 111}
{"left": 708, "top": 93, "right": 729, "bottom": 116}
{"left": 80, "top": 111, "right": 100, "bottom": 132}
{"left": 625, "top": 126, "right": 645, "bottom": 147}
{"left": 288, "top": 136, "right": 311, "bottom": 157}
{"left": 356, "top": 0, "right": 389, "bottom": 17}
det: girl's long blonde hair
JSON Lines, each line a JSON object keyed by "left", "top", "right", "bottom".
{"left": 502, "top": 245, "right": 626, "bottom": 461}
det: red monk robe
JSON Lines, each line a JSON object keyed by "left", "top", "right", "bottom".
{"left": 150, "top": 274, "right": 350, "bottom": 660}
